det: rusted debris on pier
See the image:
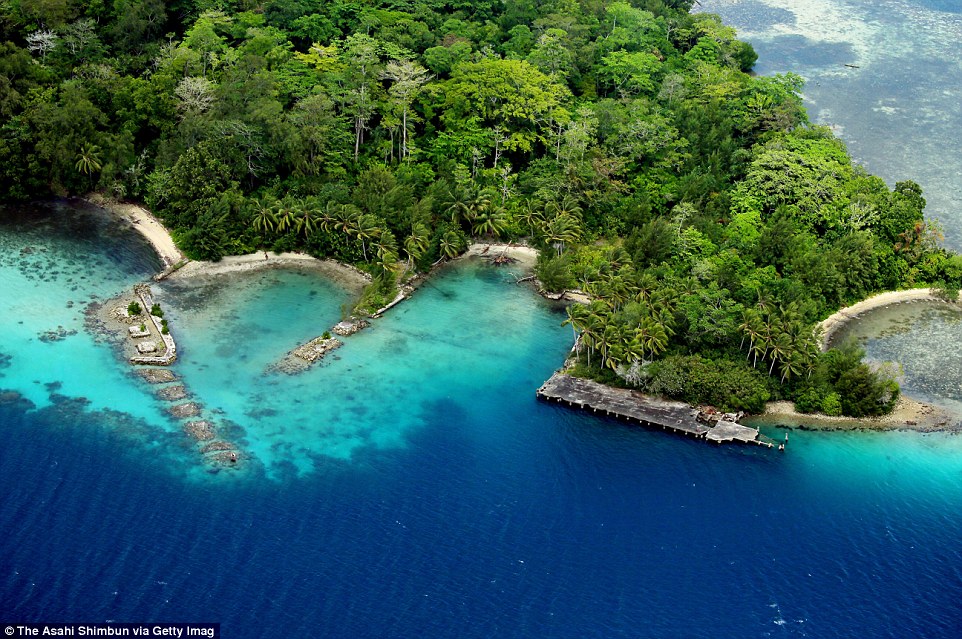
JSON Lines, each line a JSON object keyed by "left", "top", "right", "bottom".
{"left": 537, "top": 373, "right": 776, "bottom": 449}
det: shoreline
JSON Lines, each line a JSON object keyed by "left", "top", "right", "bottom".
{"left": 818, "top": 288, "right": 954, "bottom": 349}
{"left": 169, "top": 252, "right": 371, "bottom": 292}
{"left": 462, "top": 242, "right": 539, "bottom": 268}
{"left": 85, "top": 194, "right": 186, "bottom": 269}
{"left": 94, "top": 196, "right": 961, "bottom": 434}
{"left": 754, "top": 397, "right": 958, "bottom": 433}
{"left": 91, "top": 195, "right": 371, "bottom": 292}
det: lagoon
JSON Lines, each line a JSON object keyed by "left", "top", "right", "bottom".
{"left": 2, "top": 203, "right": 962, "bottom": 637}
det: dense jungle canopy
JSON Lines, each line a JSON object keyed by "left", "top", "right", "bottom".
{"left": 3, "top": 0, "right": 960, "bottom": 415}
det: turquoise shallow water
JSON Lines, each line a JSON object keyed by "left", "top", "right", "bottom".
{"left": 156, "top": 259, "right": 569, "bottom": 477}
{"left": 2, "top": 204, "right": 962, "bottom": 637}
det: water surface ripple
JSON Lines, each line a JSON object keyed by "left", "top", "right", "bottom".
{"left": 2, "top": 206, "right": 962, "bottom": 637}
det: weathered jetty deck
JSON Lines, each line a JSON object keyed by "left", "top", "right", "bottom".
{"left": 537, "top": 373, "right": 777, "bottom": 448}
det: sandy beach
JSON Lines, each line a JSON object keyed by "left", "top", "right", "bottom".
{"left": 87, "top": 195, "right": 186, "bottom": 269}
{"left": 91, "top": 195, "right": 371, "bottom": 291}
{"left": 169, "top": 252, "right": 371, "bottom": 291}
{"left": 463, "top": 242, "right": 539, "bottom": 268}
{"left": 818, "top": 288, "right": 952, "bottom": 349}
{"left": 758, "top": 397, "right": 958, "bottom": 433}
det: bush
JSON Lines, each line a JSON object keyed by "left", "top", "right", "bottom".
{"left": 151, "top": 303, "right": 163, "bottom": 317}
{"left": 645, "top": 355, "right": 774, "bottom": 414}
{"left": 836, "top": 364, "right": 899, "bottom": 417}
{"left": 535, "top": 252, "right": 574, "bottom": 293}
{"left": 821, "top": 392, "right": 842, "bottom": 416}
{"left": 821, "top": 342, "right": 900, "bottom": 417}
{"left": 322, "top": 331, "right": 332, "bottom": 340}
{"left": 353, "top": 275, "right": 397, "bottom": 316}
{"left": 794, "top": 387, "right": 824, "bottom": 414}
{"left": 127, "top": 301, "right": 141, "bottom": 316}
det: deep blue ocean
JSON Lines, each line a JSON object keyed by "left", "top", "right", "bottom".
{"left": 2, "top": 204, "right": 962, "bottom": 638}
{"left": 6, "top": 3, "right": 962, "bottom": 633}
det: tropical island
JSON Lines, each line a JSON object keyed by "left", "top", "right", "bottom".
{"left": 2, "top": 0, "right": 961, "bottom": 423}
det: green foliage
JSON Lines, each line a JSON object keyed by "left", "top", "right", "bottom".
{"left": 791, "top": 343, "right": 900, "bottom": 417}
{"left": 127, "top": 301, "right": 141, "bottom": 315}
{"left": 645, "top": 355, "right": 774, "bottom": 414}
{"left": 536, "top": 252, "right": 574, "bottom": 293}
{"left": 353, "top": 274, "right": 397, "bottom": 316}
{"left": 0, "top": 0, "right": 951, "bottom": 418}
{"left": 150, "top": 303, "right": 162, "bottom": 317}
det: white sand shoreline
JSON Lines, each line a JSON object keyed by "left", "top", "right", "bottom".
{"left": 169, "top": 252, "right": 371, "bottom": 291}
{"left": 90, "top": 195, "right": 371, "bottom": 291}
{"left": 818, "top": 288, "right": 955, "bottom": 349}
{"left": 463, "top": 242, "right": 539, "bottom": 268}
{"left": 86, "top": 194, "right": 186, "bottom": 269}
{"left": 758, "top": 397, "right": 957, "bottom": 432}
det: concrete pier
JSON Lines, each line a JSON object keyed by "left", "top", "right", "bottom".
{"left": 537, "top": 373, "right": 776, "bottom": 449}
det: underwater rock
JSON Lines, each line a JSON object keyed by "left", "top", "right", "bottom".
{"left": 137, "top": 368, "right": 177, "bottom": 383}
{"left": 183, "top": 420, "right": 216, "bottom": 441}
{"left": 38, "top": 326, "right": 78, "bottom": 342}
{"left": 168, "top": 402, "right": 202, "bottom": 418}
{"left": 200, "top": 440, "right": 234, "bottom": 454}
{"left": 156, "top": 385, "right": 188, "bottom": 401}
{"left": 0, "top": 389, "right": 36, "bottom": 412}
{"left": 206, "top": 450, "right": 241, "bottom": 466}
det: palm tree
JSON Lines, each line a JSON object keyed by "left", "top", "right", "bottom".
{"left": 780, "top": 351, "right": 806, "bottom": 383}
{"left": 738, "top": 308, "right": 760, "bottom": 356}
{"left": 633, "top": 323, "right": 651, "bottom": 362}
{"left": 518, "top": 200, "right": 546, "bottom": 236}
{"left": 580, "top": 306, "right": 605, "bottom": 368}
{"left": 769, "top": 332, "right": 792, "bottom": 376}
{"left": 606, "top": 274, "right": 630, "bottom": 311}
{"left": 439, "top": 230, "right": 461, "bottom": 260}
{"left": 274, "top": 199, "right": 298, "bottom": 234}
{"left": 606, "top": 341, "right": 625, "bottom": 372}
{"left": 75, "top": 143, "right": 103, "bottom": 179}
{"left": 353, "top": 214, "right": 380, "bottom": 261}
{"left": 404, "top": 222, "right": 430, "bottom": 268}
{"left": 599, "top": 324, "right": 623, "bottom": 370}
{"left": 334, "top": 204, "right": 359, "bottom": 234}
{"left": 543, "top": 213, "right": 580, "bottom": 256}
{"left": 546, "top": 195, "right": 583, "bottom": 222}
{"left": 643, "top": 318, "right": 669, "bottom": 359}
{"left": 471, "top": 211, "right": 504, "bottom": 236}
{"left": 296, "top": 209, "right": 319, "bottom": 238}
{"left": 601, "top": 245, "right": 630, "bottom": 271}
{"left": 562, "top": 305, "right": 580, "bottom": 342}
{"left": 318, "top": 201, "right": 339, "bottom": 233}
{"left": 633, "top": 273, "right": 658, "bottom": 304}
{"left": 250, "top": 197, "right": 277, "bottom": 235}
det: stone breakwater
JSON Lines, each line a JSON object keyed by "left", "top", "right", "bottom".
{"left": 270, "top": 336, "right": 343, "bottom": 374}
{"left": 131, "top": 284, "right": 176, "bottom": 365}
{"left": 84, "top": 293, "right": 247, "bottom": 471}
{"left": 332, "top": 318, "right": 369, "bottom": 336}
